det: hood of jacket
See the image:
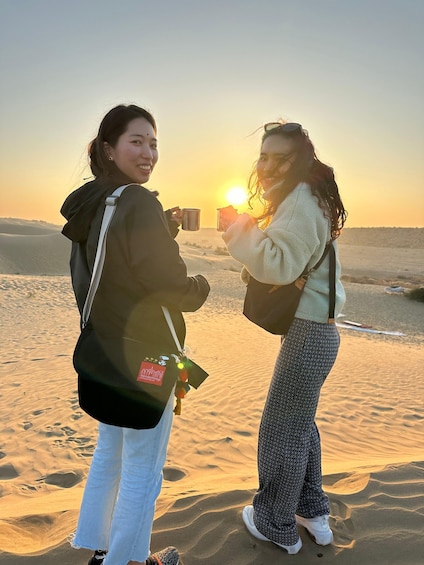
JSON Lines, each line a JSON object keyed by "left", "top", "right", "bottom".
{"left": 60, "top": 173, "right": 134, "bottom": 243}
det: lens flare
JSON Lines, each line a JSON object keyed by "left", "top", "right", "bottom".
{"left": 225, "top": 186, "right": 248, "bottom": 206}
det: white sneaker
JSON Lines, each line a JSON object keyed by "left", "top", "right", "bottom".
{"left": 296, "top": 514, "right": 333, "bottom": 545}
{"left": 242, "top": 505, "right": 302, "bottom": 555}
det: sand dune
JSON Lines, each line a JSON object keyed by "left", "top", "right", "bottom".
{"left": 0, "top": 220, "right": 423, "bottom": 564}
{"left": 1, "top": 219, "right": 424, "bottom": 282}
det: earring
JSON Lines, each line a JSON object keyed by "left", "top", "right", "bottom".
{"left": 108, "top": 155, "right": 113, "bottom": 161}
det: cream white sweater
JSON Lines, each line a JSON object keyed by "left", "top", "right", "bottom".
{"left": 222, "top": 182, "right": 345, "bottom": 324}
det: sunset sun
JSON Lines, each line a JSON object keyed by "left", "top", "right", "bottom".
{"left": 225, "top": 186, "right": 248, "bottom": 207}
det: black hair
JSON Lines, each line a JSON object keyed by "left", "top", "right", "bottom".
{"left": 248, "top": 125, "right": 347, "bottom": 238}
{"left": 88, "top": 104, "right": 157, "bottom": 178}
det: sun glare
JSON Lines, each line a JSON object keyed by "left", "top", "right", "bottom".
{"left": 225, "top": 186, "right": 248, "bottom": 207}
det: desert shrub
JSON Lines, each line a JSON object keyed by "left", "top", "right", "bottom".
{"left": 184, "top": 241, "right": 211, "bottom": 249}
{"left": 214, "top": 246, "right": 230, "bottom": 256}
{"left": 405, "top": 287, "right": 424, "bottom": 303}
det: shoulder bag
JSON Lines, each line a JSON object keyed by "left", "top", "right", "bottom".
{"left": 243, "top": 242, "right": 335, "bottom": 335}
{"left": 73, "top": 185, "right": 208, "bottom": 429}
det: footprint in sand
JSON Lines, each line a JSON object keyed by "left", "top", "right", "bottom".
{"left": 234, "top": 430, "right": 252, "bottom": 437}
{"left": 329, "top": 498, "right": 355, "bottom": 547}
{"left": 45, "top": 424, "right": 66, "bottom": 438}
{"left": 42, "top": 470, "right": 84, "bottom": 488}
{"left": 196, "top": 448, "right": 214, "bottom": 456}
{"left": 32, "top": 408, "right": 48, "bottom": 416}
{"left": 324, "top": 472, "right": 363, "bottom": 548}
{"left": 0, "top": 462, "right": 19, "bottom": 480}
{"left": 61, "top": 425, "right": 77, "bottom": 436}
{"left": 163, "top": 467, "right": 186, "bottom": 482}
{"left": 69, "top": 397, "right": 84, "bottom": 420}
{"left": 66, "top": 436, "right": 96, "bottom": 458}
{"left": 44, "top": 423, "right": 77, "bottom": 438}
{"left": 19, "top": 484, "right": 38, "bottom": 493}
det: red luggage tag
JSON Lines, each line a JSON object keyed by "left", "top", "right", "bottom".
{"left": 137, "top": 357, "right": 168, "bottom": 386}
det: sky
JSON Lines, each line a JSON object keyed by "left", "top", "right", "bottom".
{"left": 1, "top": 0, "right": 423, "bottom": 228}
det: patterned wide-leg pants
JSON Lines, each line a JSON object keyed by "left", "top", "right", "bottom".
{"left": 252, "top": 318, "right": 340, "bottom": 546}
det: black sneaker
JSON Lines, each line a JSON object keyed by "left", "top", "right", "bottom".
{"left": 87, "top": 550, "right": 107, "bottom": 565}
{"left": 146, "top": 546, "right": 180, "bottom": 565}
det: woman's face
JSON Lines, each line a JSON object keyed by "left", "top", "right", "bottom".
{"left": 104, "top": 117, "right": 158, "bottom": 183}
{"left": 257, "top": 135, "right": 296, "bottom": 190}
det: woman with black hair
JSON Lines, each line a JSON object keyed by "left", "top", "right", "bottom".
{"left": 61, "top": 104, "right": 210, "bottom": 565}
{"left": 220, "top": 122, "right": 347, "bottom": 554}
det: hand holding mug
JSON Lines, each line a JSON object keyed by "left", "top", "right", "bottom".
{"left": 167, "top": 207, "right": 201, "bottom": 231}
{"left": 168, "top": 206, "right": 182, "bottom": 226}
{"left": 217, "top": 205, "right": 239, "bottom": 231}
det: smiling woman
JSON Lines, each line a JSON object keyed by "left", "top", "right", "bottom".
{"left": 220, "top": 119, "right": 347, "bottom": 555}
{"left": 60, "top": 103, "right": 210, "bottom": 565}
{"left": 104, "top": 118, "right": 158, "bottom": 185}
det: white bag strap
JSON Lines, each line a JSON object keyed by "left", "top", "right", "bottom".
{"left": 161, "top": 305, "right": 183, "bottom": 353}
{"left": 81, "top": 184, "right": 182, "bottom": 352}
{"left": 81, "top": 184, "right": 129, "bottom": 328}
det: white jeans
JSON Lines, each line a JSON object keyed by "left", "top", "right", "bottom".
{"left": 72, "top": 393, "right": 174, "bottom": 565}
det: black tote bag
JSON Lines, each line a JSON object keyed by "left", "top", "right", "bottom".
{"left": 73, "top": 325, "right": 180, "bottom": 429}
{"left": 243, "top": 243, "right": 334, "bottom": 335}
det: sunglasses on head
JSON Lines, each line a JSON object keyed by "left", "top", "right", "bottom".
{"left": 264, "top": 122, "right": 303, "bottom": 134}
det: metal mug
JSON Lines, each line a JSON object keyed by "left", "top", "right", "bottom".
{"left": 216, "top": 206, "right": 234, "bottom": 231}
{"left": 181, "top": 208, "right": 201, "bottom": 231}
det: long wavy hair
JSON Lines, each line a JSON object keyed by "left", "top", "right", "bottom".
{"left": 88, "top": 104, "right": 157, "bottom": 179}
{"left": 248, "top": 123, "right": 347, "bottom": 239}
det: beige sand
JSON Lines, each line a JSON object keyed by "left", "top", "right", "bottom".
{"left": 0, "top": 221, "right": 423, "bottom": 564}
